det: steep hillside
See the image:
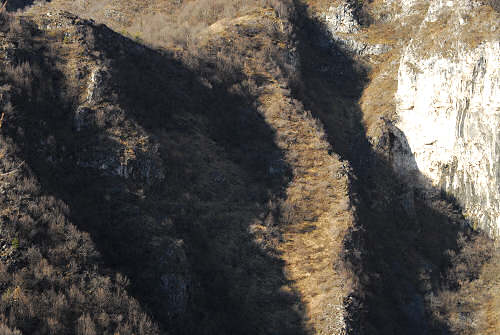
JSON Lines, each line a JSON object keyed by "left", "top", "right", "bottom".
{"left": 0, "top": 1, "right": 357, "bottom": 334}
{"left": 0, "top": 0, "right": 498, "bottom": 335}
{"left": 0, "top": 10, "right": 161, "bottom": 335}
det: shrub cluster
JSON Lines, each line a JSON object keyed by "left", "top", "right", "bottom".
{"left": 432, "top": 233, "right": 499, "bottom": 335}
{"left": 0, "top": 136, "right": 160, "bottom": 335}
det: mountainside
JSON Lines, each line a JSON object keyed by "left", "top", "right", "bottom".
{"left": 0, "top": 0, "right": 498, "bottom": 335}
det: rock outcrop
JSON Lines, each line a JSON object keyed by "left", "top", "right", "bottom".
{"left": 321, "top": 2, "right": 390, "bottom": 56}
{"left": 322, "top": 1, "right": 391, "bottom": 56}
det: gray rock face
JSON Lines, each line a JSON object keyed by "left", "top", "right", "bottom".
{"left": 73, "top": 62, "right": 165, "bottom": 185}
{"left": 393, "top": 0, "right": 500, "bottom": 236}
{"left": 322, "top": 2, "right": 391, "bottom": 56}
{"left": 324, "top": 2, "right": 360, "bottom": 34}
{"left": 75, "top": 135, "right": 164, "bottom": 183}
{"left": 86, "top": 68, "right": 108, "bottom": 104}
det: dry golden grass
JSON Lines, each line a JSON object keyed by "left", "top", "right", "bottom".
{"left": 259, "top": 89, "right": 355, "bottom": 334}
{"left": 461, "top": 4, "right": 500, "bottom": 49}
{"left": 478, "top": 249, "right": 500, "bottom": 334}
{"left": 360, "top": 49, "right": 400, "bottom": 132}
{"left": 34, "top": 0, "right": 281, "bottom": 51}
{"left": 302, "top": 0, "right": 342, "bottom": 12}
{"left": 413, "top": 3, "right": 499, "bottom": 58}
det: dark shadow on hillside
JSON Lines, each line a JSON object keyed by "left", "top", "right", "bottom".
{"left": 5, "top": 16, "right": 308, "bottom": 335}
{"left": 6, "top": 0, "right": 37, "bottom": 11}
{"left": 291, "top": 1, "right": 479, "bottom": 334}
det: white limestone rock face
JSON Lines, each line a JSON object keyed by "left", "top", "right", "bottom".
{"left": 323, "top": 2, "right": 360, "bottom": 34}
{"left": 394, "top": 1, "right": 500, "bottom": 236}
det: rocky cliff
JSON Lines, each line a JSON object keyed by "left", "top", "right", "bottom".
{"left": 394, "top": 0, "right": 500, "bottom": 236}
{"left": 306, "top": 1, "right": 499, "bottom": 334}
{"left": 321, "top": 0, "right": 500, "bottom": 238}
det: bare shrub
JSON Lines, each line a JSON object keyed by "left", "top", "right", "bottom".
{"left": 0, "top": 149, "right": 160, "bottom": 334}
{"left": 7, "top": 17, "right": 22, "bottom": 36}
{"left": 432, "top": 232, "right": 499, "bottom": 335}
{"left": 0, "top": 323, "right": 21, "bottom": 335}
{"left": 268, "top": 0, "right": 293, "bottom": 19}
{"left": 5, "top": 62, "right": 33, "bottom": 92}
{"left": 122, "top": 0, "right": 294, "bottom": 51}
{"left": 0, "top": 263, "right": 10, "bottom": 288}
{"left": 76, "top": 314, "right": 96, "bottom": 335}
{"left": 18, "top": 176, "right": 38, "bottom": 194}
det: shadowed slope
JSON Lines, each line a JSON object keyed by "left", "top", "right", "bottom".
{"left": 0, "top": 10, "right": 308, "bottom": 335}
